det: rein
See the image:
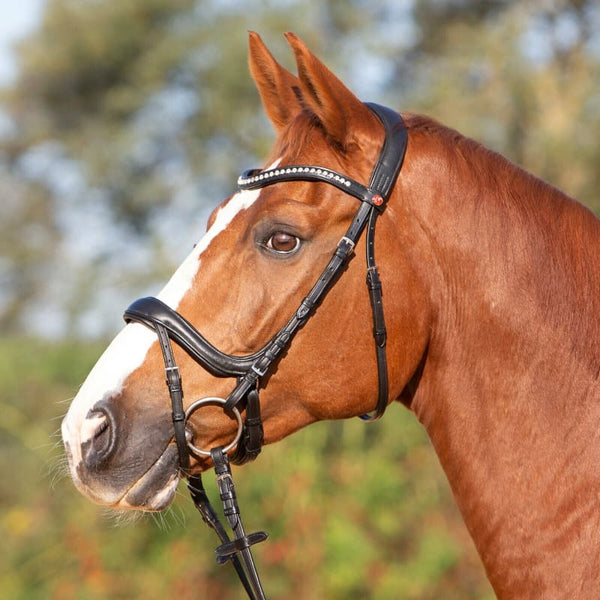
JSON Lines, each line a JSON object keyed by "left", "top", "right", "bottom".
{"left": 123, "top": 103, "right": 407, "bottom": 599}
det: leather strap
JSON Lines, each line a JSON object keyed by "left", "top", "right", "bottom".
{"left": 126, "top": 296, "right": 259, "bottom": 377}
{"left": 365, "top": 102, "right": 408, "bottom": 198}
{"left": 361, "top": 208, "right": 389, "bottom": 420}
{"left": 238, "top": 165, "right": 383, "bottom": 207}
{"left": 360, "top": 103, "right": 407, "bottom": 419}
{"left": 230, "top": 388, "right": 264, "bottom": 465}
{"left": 154, "top": 322, "right": 190, "bottom": 471}
{"left": 211, "top": 447, "right": 267, "bottom": 600}
{"left": 188, "top": 473, "right": 263, "bottom": 600}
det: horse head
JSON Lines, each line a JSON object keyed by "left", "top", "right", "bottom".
{"left": 61, "top": 32, "right": 431, "bottom": 511}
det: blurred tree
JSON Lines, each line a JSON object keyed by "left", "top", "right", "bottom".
{"left": 0, "top": 0, "right": 286, "bottom": 335}
{"left": 0, "top": 0, "right": 598, "bottom": 337}
{"left": 390, "top": 0, "right": 600, "bottom": 213}
{"left": 0, "top": 170, "right": 58, "bottom": 333}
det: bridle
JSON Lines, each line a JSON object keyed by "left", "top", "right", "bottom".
{"left": 123, "top": 103, "right": 408, "bottom": 599}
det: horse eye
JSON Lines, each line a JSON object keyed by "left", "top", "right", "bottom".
{"left": 265, "top": 232, "right": 301, "bottom": 254}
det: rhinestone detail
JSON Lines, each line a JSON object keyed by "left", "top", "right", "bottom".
{"left": 238, "top": 166, "right": 353, "bottom": 188}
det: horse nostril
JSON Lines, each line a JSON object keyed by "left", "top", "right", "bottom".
{"left": 82, "top": 407, "right": 117, "bottom": 468}
{"left": 93, "top": 417, "right": 110, "bottom": 452}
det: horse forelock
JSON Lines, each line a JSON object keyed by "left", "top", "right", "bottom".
{"left": 266, "top": 108, "right": 384, "bottom": 188}
{"left": 268, "top": 110, "right": 328, "bottom": 164}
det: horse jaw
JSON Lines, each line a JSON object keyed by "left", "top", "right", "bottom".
{"left": 61, "top": 182, "right": 270, "bottom": 510}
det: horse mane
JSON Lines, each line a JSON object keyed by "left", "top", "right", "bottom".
{"left": 403, "top": 113, "right": 600, "bottom": 376}
{"left": 403, "top": 112, "right": 563, "bottom": 209}
{"left": 402, "top": 111, "right": 599, "bottom": 244}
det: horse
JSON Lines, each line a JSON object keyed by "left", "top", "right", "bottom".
{"left": 62, "top": 32, "right": 600, "bottom": 599}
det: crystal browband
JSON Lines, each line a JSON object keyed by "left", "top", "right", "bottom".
{"left": 238, "top": 166, "right": 353, "bottom": 188}
{"left": 237, "top": 165, "right": 385, "bottom": 208}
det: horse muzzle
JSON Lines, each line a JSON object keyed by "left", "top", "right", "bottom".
{"left": 62, "top": 396, "right": 180, "bottom": 511}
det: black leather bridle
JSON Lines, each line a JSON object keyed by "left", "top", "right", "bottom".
{"left": 123, "top": 103, "right": 408, "bottom": 599}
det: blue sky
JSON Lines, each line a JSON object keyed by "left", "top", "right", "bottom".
{"left": 0, "top": 0, "right": 45, "bottom": 84}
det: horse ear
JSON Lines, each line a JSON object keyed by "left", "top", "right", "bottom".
{"left": 285, "top": 32, "right": 372, "bottom": 151}
{"left": 248, "top": 31, "right": 302, "bottom": 133}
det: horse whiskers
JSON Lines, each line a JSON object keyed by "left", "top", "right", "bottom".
{"left": 46, "top": 454, "right": 71, "bottom": 490}
{"left": 169, "top": 488, "right": 189, "bottom": 527}
{"left": 56, "top": 396, "right": 75, "bottom": 406}
{"left": 43, "top": 431, "right": 70, "bottom": 485}
{"left": 99, "top": 502, "right": 187, "bottom": 531}
{"left": 50, "top": 412, "right": 68, "bottom": 424}
{"left": 150, "top": 506, "right": 183, "bottom": 532}
{"left": 145, "top": 490, "right": 189, "bottom": 531}
{"left": 102, "top": 506, "right": 145, "bottom": 527}
{"left": 49, "top": 424, "right": 65, "bottom": 438}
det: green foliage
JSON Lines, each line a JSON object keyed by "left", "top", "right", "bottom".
{"left": 404, "top": 1, "right": 600, "bottom": 216}
{"left": 0, "top": 337, "right": 495, "bottom": 599}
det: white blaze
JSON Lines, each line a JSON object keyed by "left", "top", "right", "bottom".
{"left": 61, "top": 174, "right": 274, "bottom": 467}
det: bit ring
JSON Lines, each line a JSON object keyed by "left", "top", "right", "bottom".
{"left": 184, "top": 397, "right": 243, "bottom": 457}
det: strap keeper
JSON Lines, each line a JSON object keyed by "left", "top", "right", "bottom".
{"left": 373, "top": 326, "right": 387, "bottom": 347}
{"left": 366, "top": 266, "right": 387, "bottom": 347}
{"left": 366, "top": 266, "right": 382, "bottom": 291}
{"left": 171, "top": 409, "right": 185, "bottom": 422}
{"left": 296, "top": 299, "right": 312, "bottom": 320}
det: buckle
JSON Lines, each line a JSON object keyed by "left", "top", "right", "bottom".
{"left": 339, "top": 236, "right": 355, "bottom": 252}
{"left": 251, "top": 362, "right": 268, "bottom": 377}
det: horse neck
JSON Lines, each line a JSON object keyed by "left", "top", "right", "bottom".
{"left": 397, "top": 131, "right": 600, "bottom": 598}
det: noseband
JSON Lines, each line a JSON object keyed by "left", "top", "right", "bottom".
{"left": 123, "top": 103, "right": 407, "bottom": 599}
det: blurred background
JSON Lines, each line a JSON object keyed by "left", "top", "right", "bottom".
{"left": 1, "top": 1, "right": 598, "bottom": 598}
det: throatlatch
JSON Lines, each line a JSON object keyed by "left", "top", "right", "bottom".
{"left": 123, "top": 103, "right": 408, "bottom": 600}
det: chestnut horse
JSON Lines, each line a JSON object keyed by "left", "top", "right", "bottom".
{"left": 62, "top": 33, "right": 600, "bottom": 598}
